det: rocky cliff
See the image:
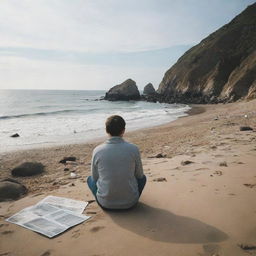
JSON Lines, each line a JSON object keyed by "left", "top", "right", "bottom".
{"left": 157, "top": 3, "right": 256, "bottom": 104}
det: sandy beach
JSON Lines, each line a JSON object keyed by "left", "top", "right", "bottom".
{"left": 1, "top": 99, "right": 256, "bottom": 256}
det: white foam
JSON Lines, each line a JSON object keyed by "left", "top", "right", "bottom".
{"left": 0, "top": 90, "right": 190, "bottom": 152}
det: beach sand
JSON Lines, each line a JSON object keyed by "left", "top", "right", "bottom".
{"left": 0, "top": 99, "right": 256, "bottom": 256}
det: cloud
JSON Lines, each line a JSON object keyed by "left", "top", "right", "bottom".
{"left": 0, "top": 44, "right": 192, "bottom": 90}
{"left": 0, "top": 45, "right": 191, "bottom": 67}
{"left": 0, "top": 0, "right": 254, "bottom": 52}
{"left": 0, "top": 0, "right": 254, "bottom": 90}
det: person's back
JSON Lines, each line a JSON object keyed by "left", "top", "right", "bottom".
{"left": 92, "top": 137, "right": 143, "bottom": 209}
{"left": 87, "top": 115, "right": 146, "bottom": 210}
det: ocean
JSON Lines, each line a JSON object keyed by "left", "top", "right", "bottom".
{"left": 0, "top": 90, "right": 190, "bottom": 152}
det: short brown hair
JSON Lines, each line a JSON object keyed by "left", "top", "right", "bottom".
{"left": 105, "top": 115, "right": 126, "bottom": 136}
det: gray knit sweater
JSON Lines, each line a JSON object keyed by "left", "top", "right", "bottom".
{"left": 91, "top": 136, "right": 144, "bottom": 209}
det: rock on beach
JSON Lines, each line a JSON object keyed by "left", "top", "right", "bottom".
{"left": 11, "top": 162, "right": 45, "bottom": 177}
{"left": 10, "top": 133, "right": 20, "bottom": 138}
{"left": 240, "top": 126, "right": 253, "bottom": 131}
{"left": 0, "top": 179, "right": 27, "bottom": 201}
{"left": 59, "top": 156, "right": 77, "bottom": 164}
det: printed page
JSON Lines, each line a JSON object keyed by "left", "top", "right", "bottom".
{"left": 38, "top": 195, "right": 88, "bottom": 214}
{"left": 22, "top": 217, "right": 67, "bottom": 238}
{"left": 6, "top": 202, "right": 90, "bottom": 238}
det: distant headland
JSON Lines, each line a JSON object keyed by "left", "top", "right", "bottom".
{"left": 105, "top": 3, "right": 256, "bottom": 104}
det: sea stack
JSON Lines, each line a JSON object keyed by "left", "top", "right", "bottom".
{"left": 104, "top": 79, "right": 140, "bottom": 101}
{"left": 143, "top": 83, "right": 156, "bottom": 95}
{"left": 142, "top": 83, "right": 158, "bottom": 102}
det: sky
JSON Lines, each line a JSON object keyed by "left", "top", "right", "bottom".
{"left": 0, "top": 0, "right": 255, "bottom": 91}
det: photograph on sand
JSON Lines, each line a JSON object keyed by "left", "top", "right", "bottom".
{"left": 0, "top": 1, "right": 256, "bottom": 255}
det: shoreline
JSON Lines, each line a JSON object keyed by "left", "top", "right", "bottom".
{"left": 0, "top": 103, "right": 192, "bottom": 155}
{"left": 1, "top": 99, "right": 256, "bottom": 256}
{"left": 185, "top": 105, "right": 206, "bottom": 116}
{"left": 0, "top": 100, "right": 255, "bottom": 189}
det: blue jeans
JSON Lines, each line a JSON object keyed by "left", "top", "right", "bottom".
{"left": 87, "top": 175, "right": 147, "bottom": 198}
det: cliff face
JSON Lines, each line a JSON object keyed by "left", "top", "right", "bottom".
{"left": 157, "top": 3, "right": 256, "bottom": 103}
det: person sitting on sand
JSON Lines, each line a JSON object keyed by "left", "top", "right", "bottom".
{"left": 87, "top": 115, "right": 146, "bottom": 210}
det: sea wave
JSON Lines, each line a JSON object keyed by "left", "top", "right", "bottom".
{"left": 0, "top": 89, "right": 191, "bottom": 152}
{"left": 0, "top": 109, "right": 78, "bottom": 120}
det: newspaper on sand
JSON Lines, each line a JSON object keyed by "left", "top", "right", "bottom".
{"left": 6, "top": 196, "right": 90, "bottom": 238}
{"left": 37, "top": 195, "right": 88, "bottom": 214}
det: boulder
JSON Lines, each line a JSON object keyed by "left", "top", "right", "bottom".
{"left": 11, "top": 162, "right": 45, "bottom": 177}
{"left": 143, "top": 83, "right": 156, "bottom": 95}
{"left": 104, "top": 79, "right": 140, "bottom": 101}
{"left": 0, "top": 179, "right": 27, "bottom": 201}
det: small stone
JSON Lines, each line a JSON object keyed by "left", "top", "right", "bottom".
{"left": 70, "top": 172, "right": 77, "bottom": 179}
{"left": 59, "top": 157, "right": 77, "bottom": 164}
{"left": 64, "top": 168, "right": 69, "bottom": 172}
{"left": 155, "top": 153, "right": 166, "bottom": 158}
{"left": 10, "top": 133, "right": 20, "bottom": 138}
{"left": 214, "top": 171, "right": 223, "bottom": 176}
{"left": 153, "top": 177, "right": 167, "bottom": 182}
{"left": 181, "top": 160, "right": 194, "bottom": 166}
{"left": 238, "top": 243, "right": 256, "bottom": 250}
{"left": 240, "top": 126, "right": 253, "bottom": 131}
{"left": 148, "top": 153, "right": 166, "bottom": 159}
{"left": 219, "top": 161, "right": 228, "bottom": 167}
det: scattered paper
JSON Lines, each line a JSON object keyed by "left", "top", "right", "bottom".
{"left": 6, "top": 196, "right": 90, "bottom": 238}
